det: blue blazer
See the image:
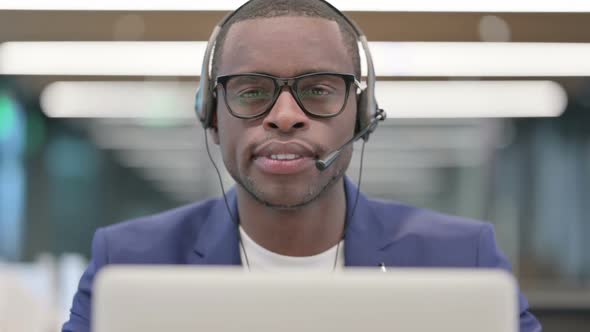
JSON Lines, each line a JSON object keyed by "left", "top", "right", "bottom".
{"left": 63, "top": 177, "right": 541, "bottom": 332}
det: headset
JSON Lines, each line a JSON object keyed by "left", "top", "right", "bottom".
{"left": 194, "top": 0, "right": 385, "bottom": 171}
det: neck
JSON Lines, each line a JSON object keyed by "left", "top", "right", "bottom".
{"left": 236, "top": 178, "right": 347, "bottom": 257}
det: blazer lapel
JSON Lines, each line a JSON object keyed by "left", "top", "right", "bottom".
{"left": 188, "top": 188, "right": 242, "bottom": 266}
{"left": 343, "top": 177, "right": 387, "bottom": 268}
{"left": 343, "top": 177, "right": 425, "bottom": 269}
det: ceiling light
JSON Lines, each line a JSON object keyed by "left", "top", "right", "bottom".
{"left": 3, "top": 41, "right": 590, "bottom": 77}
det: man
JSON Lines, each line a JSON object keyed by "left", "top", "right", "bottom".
{"left": 63, "top": 0, "right": 542, "bottom": 331}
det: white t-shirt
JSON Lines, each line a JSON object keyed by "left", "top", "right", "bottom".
{"left": 239, "top": 226, "right": 345, "bottom": 272}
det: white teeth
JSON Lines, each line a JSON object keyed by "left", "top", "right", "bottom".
{"left": 269, "top": 154, "right": 301, "bottom": 160}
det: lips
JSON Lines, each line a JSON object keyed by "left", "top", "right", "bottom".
{"left": 252, "top": 141, "right": 317, "bottom": 175}
{"left": 253, "top": 141, "right": 317, "bottom": 159}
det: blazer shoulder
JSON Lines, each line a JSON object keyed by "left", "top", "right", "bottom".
{"left": 96, "top": 197, "right": 221, "bottom": 263}
{"left": 366, "top": 198, "right": 497, "bottom": 267}
{"left": 368, "top": 198, "right": 489, "bottom": 242}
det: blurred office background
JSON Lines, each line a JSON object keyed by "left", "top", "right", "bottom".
{"left": 1, "top": 1, "right": 589, "bottom": 331}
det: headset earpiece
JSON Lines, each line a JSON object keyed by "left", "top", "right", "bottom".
{"left": 356, "top": 89, "right": 370, "bottom": 136}
{"left": 194, "top": 87, "right": 206, "bottom": 128}
{"left": 195, "top": 85, "right": 216, "bottom": 129}
{"left": 195, "top": 25, "right": 223, "bottom": 129}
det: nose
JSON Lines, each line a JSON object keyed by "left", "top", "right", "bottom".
{"left": 262, "top": 88, "right": 310, "bottom": 134}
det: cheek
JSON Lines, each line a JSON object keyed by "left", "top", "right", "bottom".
{"left": 315, "top": 100, "right": 356, "bottom": 150}
{"left": 339, "top": 98, "right": 358, "bottom": 138}
{"left": 216, "top": 109, "right": 239, "bottom": 160}
{"left": 217, "top": 108, "right": 254, "bottom": 170}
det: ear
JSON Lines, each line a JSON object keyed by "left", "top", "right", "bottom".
{"left": 209, "top": 111, "right": 220, "bottom": 145}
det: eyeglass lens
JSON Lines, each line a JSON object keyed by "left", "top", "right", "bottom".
{"left": 224, "top": 74, "right": 348, "bottom": 117}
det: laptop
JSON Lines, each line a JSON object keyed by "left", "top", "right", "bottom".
{"left": 93, "top": 267, "right": 518, "bottom": 332}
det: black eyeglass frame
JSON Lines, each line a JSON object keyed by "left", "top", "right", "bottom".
{"left": 214, "top": 72, "right": 362, "bottom": 120}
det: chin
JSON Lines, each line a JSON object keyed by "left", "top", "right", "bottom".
{"left": 261, "top": 198, "right": 313, "bottom": 210}
{"left": 238, "top": 170, "right": 345, "bottom": 210}
{"left": 244, "top": 178, "right": 319, "bottom": 209}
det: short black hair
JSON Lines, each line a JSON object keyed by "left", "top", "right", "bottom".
{"left": 210, "top": 0, "right": 361, "bottom": 82}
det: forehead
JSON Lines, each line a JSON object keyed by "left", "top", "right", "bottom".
{"left": 217, "top": 16, "right": 355, "bottom": 77}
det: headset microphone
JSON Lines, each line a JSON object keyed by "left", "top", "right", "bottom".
{"left": 315, "top": 109, "right": 386, "bottom": 171}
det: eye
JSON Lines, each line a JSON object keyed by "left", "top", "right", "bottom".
{"left": 226, "top": 75, "right": 275, "bottom": 101}
{"left": 234, "top": 87, "right": 273, "bottom": 106}
{"left": 238, "top": 88, "right": 270, "bottom": 99}
{"left": 299, "top": 85, "right": 332, "bottom": 97}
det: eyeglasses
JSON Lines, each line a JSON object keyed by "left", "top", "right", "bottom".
{"left": 214, "top": 72, "right": 361, "bottom": 119}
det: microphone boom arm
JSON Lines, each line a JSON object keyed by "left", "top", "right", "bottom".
{"left": 315, "top": 109, "right": 386, "bottom": 171}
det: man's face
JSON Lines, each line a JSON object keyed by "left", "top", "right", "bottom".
{"left": 213, "top": 16, "right": 357, "bottom": 208}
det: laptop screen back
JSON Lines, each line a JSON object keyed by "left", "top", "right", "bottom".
{"left": 93, "top": 267, "right": 518, "bottom": 332}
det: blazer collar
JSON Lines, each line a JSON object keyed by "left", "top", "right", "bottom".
{"left": 190, "top": 177, "right": 390, "bottom": 267}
